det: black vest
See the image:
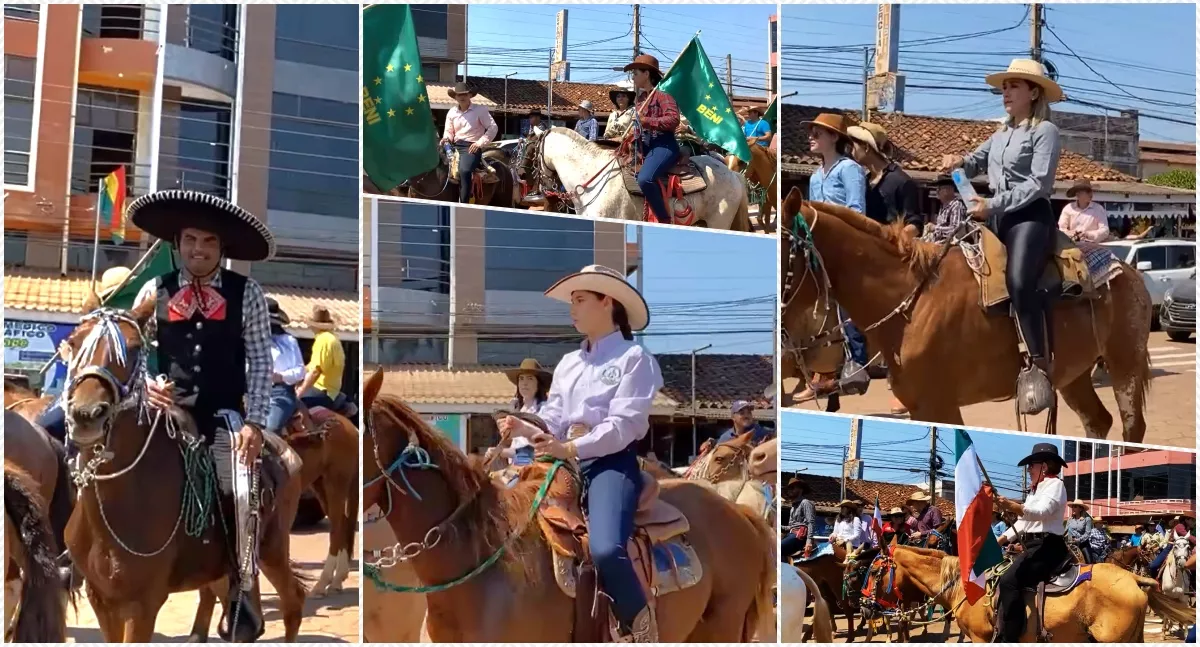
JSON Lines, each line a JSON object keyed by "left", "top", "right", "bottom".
{"left": 155, "top": 270, "right": 247, "bottom": 425}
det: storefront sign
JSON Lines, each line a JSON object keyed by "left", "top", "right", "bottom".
{"left": 4, "top": 320, "right": 74, "bottom": 393}
{"left": 421, "top": 413, "right": 467, "bottom": 452}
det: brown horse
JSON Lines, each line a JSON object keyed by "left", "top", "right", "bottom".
{"left": 1107, "top": 545, "right": 1152, "bottom": 576}
{"left": 282, "top": 405, "right": 360, "bottom": 597}
{"left": 4, "top": 381, "right": 54, "bottom": 422}
{"left": 4, "top": 459, "right": 68, "bottom": 643}
{"left": 4, "top": 410, "right": 74, "bottom": 568}
{"left": 780, "top": 189, "right": 1154, "bottom": 442}
{"left": 686, "top": 431, "right": 757, "bottom": 500}
{"left": 890, "top": 545, "right": 1191, "bottom": 642}
{"left": 362, "top": 516, "right": 427, "bottom": 643}
{"left": 406, "top": 148, "right": 515, "bottom": 207}
{"left": 361, "top": 370, "right": 776, "bottom": 642}
{"left": 793, "top": 541, "right": 870, "bottom": 641}
{"left": 60, "top": 299, "right": 309, "bottom": 642}
{"left": 728, "top": 145, "right": 777, "bottom": 232}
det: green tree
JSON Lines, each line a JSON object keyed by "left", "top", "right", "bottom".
{"left": 1146, "top": 168, "right": 1196, "bottom": 191}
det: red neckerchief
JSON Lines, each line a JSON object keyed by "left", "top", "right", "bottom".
{"left": 167, "top": 276, "right": 226, "bottom": 322}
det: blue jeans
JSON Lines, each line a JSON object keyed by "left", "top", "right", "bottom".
{"left": 266, "top": 384, "right": 299, "bottom": 435}
{"left": 582, "top": 444, "right": 647, "bottom": 629}
{"left": 454, "top": 141, "right": 481, "bottom": 203}
{"left": 781, "top": 534, "right": 807, "bottom": 561}
{"left": 36, "top": 398, "right": 67, "bottom": 443}
{"left": 1150, "top": 545, "right": 1170, "bottom": 573}
{"left": 637, "top": 133, "right": 680, "bottom": 224}
{"left": 841, "top": 312, "right": 868, "bottom": 366}
{"left": 301, "top": 390, "right": 336, "bottom": 411}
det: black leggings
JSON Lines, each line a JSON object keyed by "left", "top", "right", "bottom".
{"left": 997, "top": 532, "right": 1069, "bottom": 641}
{"left": 995, "top": 199, "right": 1056, "bottom": 360}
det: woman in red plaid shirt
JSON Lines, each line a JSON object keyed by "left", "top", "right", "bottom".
{"left": 624, "top": 54, "right": 681, "bottom": 224}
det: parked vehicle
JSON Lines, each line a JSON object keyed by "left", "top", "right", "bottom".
{"left": 1160, "top": 272, "right": 1196, "bottom": 342}
{"left": 1103, "top": 238, "right": 1196, "bottom": 326}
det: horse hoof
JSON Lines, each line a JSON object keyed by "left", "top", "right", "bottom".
{"left": 185, "top": 634, "right": 207, "bottom": 643}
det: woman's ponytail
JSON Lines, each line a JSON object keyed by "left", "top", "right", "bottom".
{"left": 612, "top": 301, "right": 634, "bottom": 341}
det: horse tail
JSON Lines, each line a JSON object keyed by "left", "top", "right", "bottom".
{"left": 796, "top": 565, "right": 834, "bottom": 643}
{"left": 5, "top": 467, "right": 67, "bottom": 643}
{"left": 1145, "top": 587, "right": 1195, "bottom": 626}
{"left": 735, "top": 504, "right": 776, "bottom": 642}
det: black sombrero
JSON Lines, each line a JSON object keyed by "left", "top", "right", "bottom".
{"left": 127, "top": 190, "right": 274, "bottom": 261}
{"left": 1017, "top": 442, "right": 1067, "bottom": 469}
{"left": 266, "top": 297, "right": 290, "bottom": 334}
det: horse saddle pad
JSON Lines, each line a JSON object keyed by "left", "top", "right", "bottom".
{"left": 447, "top": 148, "right": 500, "bottom": 185}
{"left": 620, "top": 157, "right": 708, "bottom": 197}
{"left": 551, "top": 534, "right": 703, "bottom": 600}
{"left": 971, "top": 227, "right": 1121, "bottom": 312}
{"left": 794, "top": 541, "right": 835, "bottom": 563}
{"left": 987, "top": 558, "right": 1093, "bottom": 598}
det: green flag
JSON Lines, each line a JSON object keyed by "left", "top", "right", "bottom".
{"left": 362, "top": 4, "right": 440, "bottom": 192}
{"left": 657, "top": 36, "right": 753, "bottom": 163}
{"left": 763, "top": 97, "right": 778, "bottom": 133}
{"left": 103, "top": 243, "right": 175, "bottom": 311}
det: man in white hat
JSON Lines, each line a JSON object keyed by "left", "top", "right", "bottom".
{"left": 1066, "top": 499, "right": 1094, "bottom": 561}
{"left": 575, "top": 100, "right": 600, "bottom": 142}
{"left": 440, "top": 81, "right": 498, "bottom": 204}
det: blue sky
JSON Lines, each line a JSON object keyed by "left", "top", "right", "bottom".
{"left": 464, "top": 3, "right": 776, "bottom": 96}
{"left": 779, "top": 410, "right": 1066, "bottom": 498}
{"left": 629, "top": 224, "right": 775, "bottom": 356}
{"left": 782, "top": 3, "right": 1195, "bottom": 142}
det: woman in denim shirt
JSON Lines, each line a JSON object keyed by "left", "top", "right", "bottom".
{"left": 943, "top": 59, "right": 1063, "bottom": 416}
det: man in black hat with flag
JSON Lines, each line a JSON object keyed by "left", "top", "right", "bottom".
{"left": 993, "top": 442, "right": 1069, "bottom": 642}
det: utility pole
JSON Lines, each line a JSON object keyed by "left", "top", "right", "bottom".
{"left": 861, "top": 47, "right": 870, "bottom": 119}
{"left": 726, "top": 54, "right": 733, "bottom": 98}
{"left": 841, "top": 445, "right": 848, "bottom": 502}
{"left": 632, "top": 4, "right": 641, "bottom": 57}
{"left": 929, "top": 426, "right": 938, "bottom": 505}
{"left": 1030, "top": 3, "right": 1043, "bottom": 62}
{"left": 546, "top": 49, "right": 554, "bottom": 126}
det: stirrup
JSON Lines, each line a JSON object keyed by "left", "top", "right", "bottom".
{"left": 611, "top": 606, "right": 658, "bottom": 643}
{"left": 1016, "top": 362, "right": 1054, "bottom": 415}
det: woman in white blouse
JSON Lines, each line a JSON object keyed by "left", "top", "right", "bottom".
{"left": 265, "top": 298, "right": 305, "bottom": 436}
{"left": 503, "top": 358, "right": 552, "bottom": 466}
{"left": 498, "top": 264, "right": 664, "bottom": 642}
{"left": 830, "top": 500, "right": 870, "bottom": 549}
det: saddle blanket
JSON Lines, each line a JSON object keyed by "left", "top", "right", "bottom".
{"left": 794, "top": 541, "right": 835, "bottom": 563}
{"left": 1078, "top": 241, "right": 1124, "bottom": 287}
{"left": 551, "top": 535, "right": 703, "bottom": 599}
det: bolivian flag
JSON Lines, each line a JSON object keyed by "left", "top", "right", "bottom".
{"left": 99, "top": 166, "right": 126, "bottom": 243}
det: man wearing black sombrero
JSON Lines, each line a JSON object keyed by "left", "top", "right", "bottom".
{"left": 439, "top": 81, "right": 498, "bottom": 204}
{"left": 625, "top": 54, "right": 682, "bottom": 224}
{"left": 994, "top": 442, "right": 1069, "bottom": 642}
{"left": 127, "top": 189, "right": 279, "bottom": 642}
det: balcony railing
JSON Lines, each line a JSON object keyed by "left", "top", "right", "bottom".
{"left": 182, "top": 9, "right": 240, "bottom": 62}
{"left": 3, "top": 5, "right": 38, "bottom": 21}
{"left": 81, "top": 5, "right": 158, "bottom": 40}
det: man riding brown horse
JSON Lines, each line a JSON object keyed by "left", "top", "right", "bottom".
{"left": 63, "top": 189, "right": 280, "bottom": 641}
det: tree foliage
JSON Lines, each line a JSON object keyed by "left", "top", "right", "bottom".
{"left": 1146, "top": 169, "right": 1196, "bottom": 191}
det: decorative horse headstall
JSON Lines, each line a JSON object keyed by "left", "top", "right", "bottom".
{"left": 65, "top": 308, "right": 151, "bottom": 426}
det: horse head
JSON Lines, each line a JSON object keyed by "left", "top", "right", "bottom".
{"left": 748, "top": 438, "right": 778, "bottom": 481}
{"left": 780, "top": 187, "right": 844, "bottom": 378}
{"left": 700, "top": 431, "right": 755, "bottom": 484}
{"left": 62, "top": 293, "right": 155, "bottom": 447}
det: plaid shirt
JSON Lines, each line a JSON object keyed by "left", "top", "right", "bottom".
{"left": 926, "top": 198, "right": 968, "bottom": 242}
{"left": 636, "top": 88, "right": 680, "bottom": 134}
{"left": 136, "top": 268, "right": 273, "bottom": 428}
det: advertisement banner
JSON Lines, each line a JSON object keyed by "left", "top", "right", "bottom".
{"left": 4, "top": 320, "right": 75, "bottom": 393}
{"left": 421, "top": 413, "right": 467, "bottom": 452}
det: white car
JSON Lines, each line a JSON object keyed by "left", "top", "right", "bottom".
{"left": 1102, "top": 239, "right": 1197, "bottom": 314}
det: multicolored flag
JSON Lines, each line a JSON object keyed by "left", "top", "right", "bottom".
{"left": 871, "top": 495, "right": 885, "bottom": 545}
{"left": 954, "top": 429, "right": 1004, "bottom": 604}
{"left": 98, "top": 166, "right": 126, "bottom": 243}
{"left": 657, "top": 35, "right": 753, "bottom": 163}
{"left": 362, "top": 4, "right": 441, "bottom": 192}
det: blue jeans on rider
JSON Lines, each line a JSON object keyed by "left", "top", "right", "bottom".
{"left": 637, "top": 132, "right": 680, "bottom": 224}
{"left": 1187, "top": 625, "right": 1195, "bottom": 643}
{"left": 266, "top": 383, "right": 299, "bottom": 435}
{"left": 841, "top": 314, "right": 869, "bottom": 366}
{"left": 36, "top": 398, "right": 68, "bottom": 443}
{"left": 454, "top": 141, "right": 482, "bottom": 203}
{"left": 300, "top": 389, "right": 337, "bottom": 411}
{"left": 1149, "top": 545, "right": 1170, "bottom": 573}
{"left": 781, "top": 534, "right": 806, "bottom": 561}
{"left": 582, "top": 443, "right": 648, "bottom": 630}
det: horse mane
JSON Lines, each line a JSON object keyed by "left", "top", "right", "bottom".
{"left": 806, "top": 201, "right": 944, "bottom": 279}
{"left": 548, "top": 126, "right": 612, "bottom": 156}
{"left": 370, "top": 394, "right": 543, "bottom": 584}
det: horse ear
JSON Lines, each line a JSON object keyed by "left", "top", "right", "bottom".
{"left": 364, "top": 368, "right": 385, "bottom": 411}
{"left": 781, "top": 187, "right": 805, "bottom": 233}
{"left": 131, "top": 294, "right": 156, "bottom": 324}
{"left": 82, "top": 289, "right": 101, "bottom": 312}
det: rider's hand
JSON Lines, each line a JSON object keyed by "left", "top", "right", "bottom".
{"left": 498, "top": 415, "right": 519, "bottom": 435}
{"left": 967, "top": 197, "right": 989, "bottom": 221}
{"left": 235, "top": 424, "right": 264, "bottom": 467}
{"left": 941, "top": 154, "right": 964, "bottom": 172}
{"left": 145, "top": 378, "right": 176, "bottom": 411}
{"left": 469, "top": 142, "right": 482, "bottom": 154}
{"left": 532, "top": 433, "right": 575, "bottom": 460}
{"left": 58, "top": 340, "right": 73, "bottom": 363}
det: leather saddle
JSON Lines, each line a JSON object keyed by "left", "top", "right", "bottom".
{"left": 284, "top": 396, "right": 355, "bottom": 443}
{"left": 446, "top": 145, "right": 501, "bottom": 185}
{"left": 619, "top": 151, "right": 709, "bottom": 198}
{"left": 990, "top": 552, "right": 1094, "bottom": 642}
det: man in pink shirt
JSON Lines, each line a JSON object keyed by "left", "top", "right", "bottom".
{"left": 440, "top": 82, "right": 498, "bottom": 204}
{"left": 1058, "top": 179, "right": 1110, "bottom": 243}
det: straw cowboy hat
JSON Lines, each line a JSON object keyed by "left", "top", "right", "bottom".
{"left": 837, "top": 499, "right": 861, "bottom": 510}
{"left": 847, "top": 122, "right": 891, "bottom": 157}
{"left": 127, "top": 190, "right": 274, "bottom": 261}
{"left": 609, "top": 87, "right": 636, "bottom": 108}
{"left": 1017, "top": 442, "right": 1068, "bottom": 469}
{"left": 624, "top": 54, "right": 664, "bottom": 80}
{"left": 544, "top": 264, "right": 650, "bottom": 331}
{"left": 888, "top": 507, "right": 907, "bottom": 516}
{"left": 985, "top": 58, "right": 1064, "bottom": 103}
{"left": 446, "top": 81, "right": 477, "bottom": 99}
{"left": 308, "top": 305, "right": 337, "bottom": 331}
{"left": 505, "top": 358, "right": 552, "bottom": 390}
{"left": 785, "top": 477, "right": 809, "bottom": 493}
{"left": 1066, "top": 178, "right": 1094, "bottom": 198}
{"left": 1068, "top": 499, "right": 1090, "bottom": 510}
{"left": 907, "top": 490, "right": 932, "bottom": 503}
{"left": 95, "top": 266, "right": 132, "bottom": 301}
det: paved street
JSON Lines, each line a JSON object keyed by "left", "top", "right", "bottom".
{"left": 824, "top": 613, "right": 1187, "bottom": 643}
{"left": 785, "top": 332, "right": 1195, "bottom": 449}
{"left": 65, "top": 525, "right": 360, "bottom": 643}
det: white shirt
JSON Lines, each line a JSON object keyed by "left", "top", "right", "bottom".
{"left": 442, "top": 103, "right": 498, "bottom": 145}
{"left": 1002, "top": 476, "right": 1067, "bottom": 541}
{"left": 832, "top": 516, "right": 870, "bottom": 548}
{"left": 271, "top": 334, "right": 305, "bottom": 386}
{"left": 537, "top": 331, "right": 664, "bottom": 461}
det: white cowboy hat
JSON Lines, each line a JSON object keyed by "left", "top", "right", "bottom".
{"left": 578, "top": 100, "right": 595, "bottom": 113}
{"left": 1068, "top": 499, "right": 1089, "bottom": 510}
{"left": 544, "top": 264, "right": 649, "bottom": 331}
{"left": 847, "top": 122, "right": 890, "bottom": 157}
{"left": 985, "top": 58, "right": 1064, "bottom": 103}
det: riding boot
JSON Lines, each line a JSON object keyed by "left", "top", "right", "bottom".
{"left": 55, "top": 550, "right": 80, "bottom": 591}
{"left": 217, "top": 576, "right": 265, "bottom": 643}
{"left": 1016, "top": 356, "right": 1054, "bottom": 415}
{"left": 611, "top": 605, "right": 658, "bottom": 643}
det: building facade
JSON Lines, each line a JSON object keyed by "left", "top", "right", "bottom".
{"left": 1062, "top": 440, "right": 1196, "bottom": 533}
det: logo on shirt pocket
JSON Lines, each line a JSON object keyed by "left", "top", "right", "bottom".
{"left": 600, "top": 365, "right": 621, "bottom": 386}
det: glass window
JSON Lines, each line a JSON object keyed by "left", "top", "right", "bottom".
{"left": 376, "top": 201, "right": 450, "bottom": 293}
{"left": 158, "top": 99, "right": 232, "bottom": 197}
{"left": 71, "top": 86, "right": 140, "bottom": 194}
{"left": 1104, "top": 244, "right": 1132, "bottom": 264}
{"left": 250, "top": 260, "right": 358, "bottom": 292}
{"left": 421, "top": 64, "right": 442, "bottom": 84}
{"left": 1063, "top": 440, "right": 1078, "bottom": 463}
{"left": 275, "top": 5, "right": 357, "bottom": 71}
{"left": 1134, "top": 246, "right": 1167, "bottom": 271}
{"left": 411, "top": 5, "right": 448, "bottom": 41}
{"left": 1167, "top": 245, "right": 1195, "bottom": 269}
{"left": 184, "top": 5, "right": 239, "bottom": 62}
{"left": 4, "top": 5, "right": 38, "bottom": 20}
{"left": 3, "top": 232, "right": 28, "bottom": 267}
{"left": 372, "top": 336, "right": 448, "bottom": 364}
{"left": 477, "top": 339, "right": 579, "bottom": 366}
{"left": 81, "top": 4, "right": 144, "bottom": 39}
{"left": 4, "top": 55, "right": 36, "bottom": 186}
{"left": 1094, "top": 442, "right": 1109, "bottom": 459}
{"left": 484, "top": 211, "right": 595, "bottom": 291}
{"left": 268, "top": 93, "right": 358, "bottom": 217}
{"left": 66, "top": 239, "right": 143, "bottom": 273}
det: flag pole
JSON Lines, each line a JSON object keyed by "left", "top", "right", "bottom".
{"left": 91, "top": 177, "right": 103, "bottom": 286}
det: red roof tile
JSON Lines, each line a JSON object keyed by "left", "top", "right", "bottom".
{"left": 781, "top": 104, "right": 1137, "bottom": 183}
{"left": 782, "top": 472, "right": 955, "bottom": 518}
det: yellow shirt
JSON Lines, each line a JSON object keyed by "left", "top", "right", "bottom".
{"left": 308, "top": 331, "right": 345, "bottom": 399}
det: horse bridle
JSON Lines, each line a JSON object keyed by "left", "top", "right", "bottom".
{"left": 700, "top": 442, "right": 751, "bottom": 482}
{"left": 64, "top": 308, "right": 151, "bottom": 447}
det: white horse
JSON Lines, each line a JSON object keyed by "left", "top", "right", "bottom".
{"left": 782, "top": 563, "right": 833, "bottom": 642}
{"left": 535, "top": 127, "right": 752, "bottom": 231}
{"left": 1158, "top": 538, "right": 1193, "bottom": 637}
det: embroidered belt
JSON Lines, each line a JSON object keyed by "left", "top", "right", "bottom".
{"left": 568, "top": 423, "right": 590, "bottom": 440}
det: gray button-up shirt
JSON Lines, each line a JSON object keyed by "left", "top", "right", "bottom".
{"left": 961, "top": 119, "right": 1060, "bottom": 217}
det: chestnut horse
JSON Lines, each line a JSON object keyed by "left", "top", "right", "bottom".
{"left": 727, "top": 145, "right": 778, "bottom": 232}
{"left": 60, "top": 300, "right": 308, "bottom": 642}
{"left": 4, "top": 459, "right": 67, "bottom": 643}
{"left": 405, "top": 147, "right": 516, "bottom": 208}
{"left": 793, "top": 541, "right": 870, "bottom": 641}
{"left": 361, "top": 370, "right": 776, "bottom": 642}
{"left": 780, "top": 189, "right": 1154, "bottom": 443}
{"left": 3, "top": 410, "right": 74, "bottom": 575}
{"left": 891, "top": 545, "right": 1191, "bottom": 642}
